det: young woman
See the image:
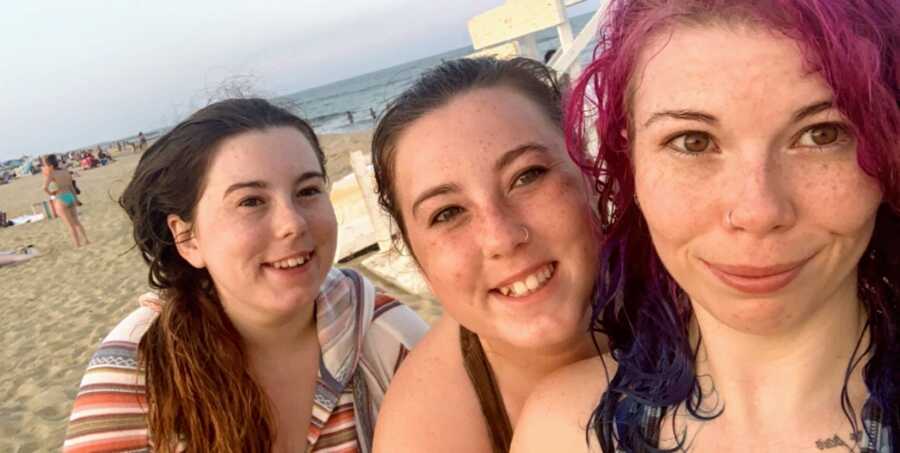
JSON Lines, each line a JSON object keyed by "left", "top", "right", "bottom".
{"left": 42, "top": 154, "right": 89, "bottom": 247}
{"left": 63, "top": 98, "right": 427, "bottom": 453}
{"left": 512, "top": 1, "right": 898, "bottom": 452}
{"left": 371, "top": 57, "right": 604, "bottom": 453}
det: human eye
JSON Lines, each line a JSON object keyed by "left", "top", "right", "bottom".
{"left": 429, "top": 206, "right": 463, "bottom": 226}
{"left": 792, "top": 122, "right": 852, "bottom": 149}
{"left": 512, "top": 166, "right": 548, "bottom": 188}
{"left": 664, "top": 131, "right": 716, "bottom": 155}
{"left": 297, "top": 185, "right": 323, "bottom": 198}
{"left": 238, "top": 196, "right": 264, "bottom": 208}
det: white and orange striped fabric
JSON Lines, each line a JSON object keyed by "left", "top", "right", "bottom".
{"left": 63, "top": 268, "right": 428, "bottom": 452}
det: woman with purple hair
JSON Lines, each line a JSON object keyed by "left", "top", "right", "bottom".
{"left": 512, "top": 0, "right": 898, "bottom": 452}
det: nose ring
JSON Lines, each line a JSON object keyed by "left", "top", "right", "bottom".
{"left": 521, "top": 225, "right": 530, "bottom": 243}
{"left": 727, "top": 210, "right": 735, "bottom": 228}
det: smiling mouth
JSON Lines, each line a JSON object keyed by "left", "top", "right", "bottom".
{"left": 703, "top": 256, "right": 813, "bottom": 294}
{"left": 268, "top": 251, "right": 314, "bottom": 270}
{"left": 494, "top": 263, "right": 556, "bottom": 298}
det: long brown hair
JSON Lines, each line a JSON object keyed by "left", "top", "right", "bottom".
{"left": 119, "top": 98, "right": 326, "bottom": 452}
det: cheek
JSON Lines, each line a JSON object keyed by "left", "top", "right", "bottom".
{"left": 408, "top": 229, "right": 476, "bottom": 297}
{"left": 635, "top": 158, "right": 711, "bottom": 247}
{"left": 792, "top": 162, "right": 882, "bottom": 235}
{"left": 195, "top": 215, "right": 261, "bottom": 280}
{"left": 310, "top": 202, "right": 338, "bottom": 241}
{"left": 535, "top": 168, "right": 597, "bottom": 230}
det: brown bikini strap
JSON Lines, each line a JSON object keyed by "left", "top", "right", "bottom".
{"left": 460, "top": 325, "right": 513, "bottom": 453}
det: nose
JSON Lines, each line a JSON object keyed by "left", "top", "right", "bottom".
{"left": 274, "top": 197, "right": 309, "bottom": 239}
{"left": 478, "top": 200, "right": 529, "bottom": 259}
{"left": 726, "top": 154, "right": 796, "bottom": 235}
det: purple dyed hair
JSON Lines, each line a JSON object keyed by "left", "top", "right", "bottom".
{"left": 565, "top": 0, "right": 900, "bottom": 451}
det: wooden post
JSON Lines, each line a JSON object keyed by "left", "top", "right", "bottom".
{"left": 349, "top": 150, "right": 393, "bottom": 252}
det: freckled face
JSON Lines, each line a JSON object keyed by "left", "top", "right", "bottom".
{"left": 630, "top": 26, "right": 882, "bottom": 334}
{"left": 179, "top": 127, "right": 337, "bottom": 325}
{"left": 393, "top": 86, "right": 600, "bottom": 350}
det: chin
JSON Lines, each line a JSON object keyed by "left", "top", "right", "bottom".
{"left": 697, "top": 293, "right": 803, "bottom": 335}
{"left": 498, "top": 314, "right": 587, "bottom": 350}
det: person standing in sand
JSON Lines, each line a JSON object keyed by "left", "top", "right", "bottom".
{"left": 63, "top": 98, "right": 427, "bottom": 453}
{"left": 42, "top": 154, "right": 89, "bottom": 247}
{"left": 371, "top": 57, "right": 607, "bottom": 453}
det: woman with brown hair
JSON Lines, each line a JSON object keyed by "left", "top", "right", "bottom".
{"left": 42, "top": 154, "right": 89, "bottom": 247}
{"left": 63, "top": 98, "right": 427, "bottom": 453}
{"left": 370, "top": 57, "right": 605, "bottom": 453}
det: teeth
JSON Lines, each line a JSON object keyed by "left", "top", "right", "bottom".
{"left": 497, "top": 263, "right": 555, "bottom": 298}
{"left": 272, "top": 254, "right": 310, "bottom": 269}
{"left": 513, "top": 281, "right": 528, "bottom": 294}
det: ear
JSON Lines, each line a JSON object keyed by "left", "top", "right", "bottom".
{"left": 167, "top": 214, "right": 205, "bottom": 269}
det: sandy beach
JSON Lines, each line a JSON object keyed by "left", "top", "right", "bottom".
{"left": 0, "top": 130, "right": 440, "bottom": 452}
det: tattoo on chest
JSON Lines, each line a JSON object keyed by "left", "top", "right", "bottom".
{"left": 815, "top": 431, "right": 862, "bottom": 451}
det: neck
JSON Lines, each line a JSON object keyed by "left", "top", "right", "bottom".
{"left": 692, "top": 277, "right": 869, "bottom": 431}
{"left": 480, "top": 329, "right": 599, "bottom": 424}
{"left": 226, "top": 300, "right": 318, "bottom": 358}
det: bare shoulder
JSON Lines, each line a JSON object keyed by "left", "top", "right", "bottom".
{"left": 373, "top": 316, "right": 492, "bottom": 453}
{"left": 510, "top": 355, "right": 616, "bottom": 453}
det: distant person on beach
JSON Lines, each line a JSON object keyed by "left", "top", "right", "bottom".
{"left": 64, "top": 98, "right": 427, "bottom": 453}
{"left": 543, "top": 48, "right": 556, "bottom": 63}
{"left": 511, "top": 1, "right": 900, "bottom": 452}
{"left": 346, "top": 110, "right": 354, "bottom": 124}
{"left": 370, "top": 107, "right": 377, "bottom": 121}
{"left": 371, "top": 57, "right": 606, "bottom": 453}
{"left": 137, "top": 131, "right": 147, "bottom": 150}
{"left": 42, "top": 154, "right": 89, "bottom": 247}
{"left": 0, "top": 245, "right": 42, "bottom": 267}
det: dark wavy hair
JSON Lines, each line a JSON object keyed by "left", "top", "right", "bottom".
{"left": 564, "top": 0, "right": 900, "bottom": 451}
{"left": 372, "top": 57, "right": 563, "bottom": 251}
{"left": 118, "top": 98, "right": 325, "bottom": 453}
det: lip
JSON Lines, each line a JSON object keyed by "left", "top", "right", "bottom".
{"left": 489, "top": 261, "right": 558, "bottom": 305}
{"left": 491, "top": 261, "right": 557, "bottom": 290}
{"left": 703, "top": 255, "right": 813, "bottom": 294}
{"left": 266, "top": 250, "right": 314, "bottom": 266}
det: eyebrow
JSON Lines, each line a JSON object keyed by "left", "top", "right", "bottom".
{"left": 222, "top": 171, "right": 326, "bottom": 199}
{"left": 792, "top": 99, "right": 833, "bottom": 123}
{"left": 643, "top": 110, "right": 718, "bottom": 129}
{"left": 494, "top": 142, "right": 550, "bottom": 172}
{"left": 642, "top": 99, "right": 835, "bottom": 130}
{"left": 409, "top": 142, "right": 551, "bottom": 219}
{"left": 410, "top": 183, "right": 459, "bottom": 219}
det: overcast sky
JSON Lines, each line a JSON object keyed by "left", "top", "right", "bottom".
{"left": 0, "top": 0, "right": 600, "bottom": 161}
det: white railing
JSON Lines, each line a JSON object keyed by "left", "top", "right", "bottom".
{"left": 466, "top": 0, "right": 607, "bottom": 79}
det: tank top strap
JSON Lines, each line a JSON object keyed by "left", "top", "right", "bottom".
{"left": 459, "top": 325, "right": 513, "bottom": 453}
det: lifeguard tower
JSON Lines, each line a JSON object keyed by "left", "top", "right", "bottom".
{"left": 466, "top": 0, "right": 604, "bottom": 78}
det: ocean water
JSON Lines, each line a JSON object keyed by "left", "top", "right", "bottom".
{"left": 278, "top": 12, "right": 598, "bottom": 134}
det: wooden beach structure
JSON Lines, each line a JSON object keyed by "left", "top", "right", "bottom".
{"left": 466, "top": 0, "right": 604, "bottom": 77}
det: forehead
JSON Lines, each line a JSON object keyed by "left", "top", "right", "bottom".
{"left": 631, "top": 24, "right": 833, "bottom": 123}
{"left": 205, "top": 126, "right": 319, "bottom": 185}
{"left": 392, "top": 87, "right": 562, "bottom": 198}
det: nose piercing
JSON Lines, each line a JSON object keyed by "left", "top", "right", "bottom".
{"left": 727, "top": 210, "right": 735, "bottom": 228}
{"left": 521, "top": 225, "right": 530, "bottom": 243}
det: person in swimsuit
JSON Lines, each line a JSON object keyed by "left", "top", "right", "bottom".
{"left": 512, "top": 1, "right": 898, "bottom": 452}
{"left": 371, "top": 58, "right": 607, "bottom": 453}
{"left": 42, "top": 154, "right": 89, "bottom": 247}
